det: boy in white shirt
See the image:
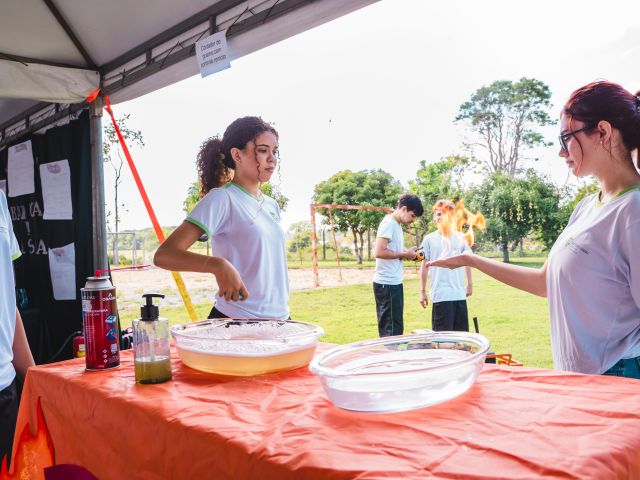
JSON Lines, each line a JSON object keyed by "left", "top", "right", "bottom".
{"left": 373, "top": 194, "right": 424, "bottom": 337}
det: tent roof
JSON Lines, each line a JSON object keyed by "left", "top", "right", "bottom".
{"left": 0, "top": 0, "right": 377, "bottom": 146}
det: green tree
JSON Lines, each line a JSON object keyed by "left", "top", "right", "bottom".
{"left": 260, "top": 182, "right": 289, "bottom": 212}
{"left": 313, "top": 170, "right": 402, "bottom": 264}
{"left": 467, "top": 170, "right": 561, "bottom": 262}
{"left": 287, "top": 221, "right": 312, "bottom": 253}
{"left": 183, "top": 181, "right": 201, "bottom": 214}
{"left": 103, "top": 114, "right": 144, "bottom": 265}
{"left": 456, "top": 78, "right": 555, "bottom": 176}
{"left": 541, "top": 181, "right": 599, "bottom": 251}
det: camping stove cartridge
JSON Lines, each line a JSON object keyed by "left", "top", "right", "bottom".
{"left": 81, "top": 276, "right": 121, "bottom": 370}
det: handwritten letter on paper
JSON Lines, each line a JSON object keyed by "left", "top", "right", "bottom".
{"left": 40, "top": 160, "right": 73, "bottom": 220}
{"left": 49, "top": 243, "right": 76, "bottom": 300}
{"left": 8, "top": 140, "right": 35, "bottom": 197}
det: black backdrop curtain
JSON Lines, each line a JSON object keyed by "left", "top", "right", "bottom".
{"left": 0, "top": 110, "right": 94, "bottom": 363}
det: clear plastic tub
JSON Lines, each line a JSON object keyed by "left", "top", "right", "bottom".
{"left": 309, "top": 332, "right": 490, "bottom": 413}
{"left": 171, "top": 319, "right": 324, "bottom": 376}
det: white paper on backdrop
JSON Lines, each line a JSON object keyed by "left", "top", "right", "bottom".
{"left": 40, "top": 160, "right": 73, "bottom": 220}
{"left": 0, "top": 180, "right": 6, "bottom": 195}
{"left": 7, "top": 140, "right": 35, "bottom": 197}
{"left": 49, "top": 243, "right": 76, "bottom": 300}
{"left": 195, "top": 31, "right": 231, "bottom": 78}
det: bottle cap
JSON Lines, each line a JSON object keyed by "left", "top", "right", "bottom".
{"left": 141, "top": 293, "right": 165, "bottom": 320}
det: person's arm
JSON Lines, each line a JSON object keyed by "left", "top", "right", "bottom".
{"left": 13, "top": 309, "right": 34, "bottom": 381}
{"left": 465, "top": 266, "right": 473, "bottom": 297}
{"left": 375, "top": 237, "right": 417, "bottom": 260}
{"left": 429, "top": 253, "right": 547, "bottom": 297}
{"left": 154, "top": 221, "right": 248, "bottom": 301}
{"left": 420, "top": 260, "right": 429, "bottom": 308}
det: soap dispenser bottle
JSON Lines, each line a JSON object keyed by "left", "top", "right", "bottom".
{"left": 133, "top": 293, "right": 172, "bottom": 384}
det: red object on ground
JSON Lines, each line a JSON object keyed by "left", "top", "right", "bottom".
{"left": 71, "top": 336, "right": 84, "bottom": 358}
{"left": 9, "top": 345, "right": 640, "bottom": 479}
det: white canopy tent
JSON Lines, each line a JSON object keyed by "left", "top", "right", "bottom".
{"left": 0, "top": 0, "right": 378, "bottom": 268}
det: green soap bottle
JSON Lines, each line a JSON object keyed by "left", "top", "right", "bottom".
{"left": 133, "top": 293, "right": 172, "bottom": 384}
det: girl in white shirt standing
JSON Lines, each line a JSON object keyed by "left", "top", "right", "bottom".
{"left": 430, "top": 81, "right": 640, "bottom": 378}
{"left": 154, "top": 116, "right": 289, "bottom": 320}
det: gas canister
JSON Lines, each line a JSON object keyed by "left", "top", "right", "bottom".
{"left": 81, "top": 276, "right": 120, "bottom": 370}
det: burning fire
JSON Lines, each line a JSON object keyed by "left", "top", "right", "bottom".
{"left": 433, "top": 199, "right": 485, "bottom": 247}
{"left": 0, "top": 398, "right": 54, "bottom": 480}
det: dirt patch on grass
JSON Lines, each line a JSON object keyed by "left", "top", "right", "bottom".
{"left": 110, "top": 265, "right": 420, "bottom": 311}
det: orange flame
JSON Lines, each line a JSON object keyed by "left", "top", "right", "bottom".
{"left": 432, "top": 199, "right": 485, "bottom": 247}
{"left": 1, "top": 398, "right": 55, "bottom": 480}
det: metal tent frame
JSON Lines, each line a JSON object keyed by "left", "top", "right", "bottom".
{"left": 0, "top": 0, "right": 379, "bottom": 269}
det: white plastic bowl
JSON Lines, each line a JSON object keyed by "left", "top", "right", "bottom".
{"left": 172, "top": 318, "right": 324, "bottom": 376}
{"left": 309, "top": 332, "right": 490, "bottom": 413}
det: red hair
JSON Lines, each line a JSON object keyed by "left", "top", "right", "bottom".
{"left": 564, "top": 81, "right": 640, "bottom": 167}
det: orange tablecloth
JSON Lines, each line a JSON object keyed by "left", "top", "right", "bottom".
{"left": 8, "top": 345, "right": 640, "bottom": 479}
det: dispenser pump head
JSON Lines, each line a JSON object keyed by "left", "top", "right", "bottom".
{"left": 141, "top": 293, "right": 165, "bottom": 320}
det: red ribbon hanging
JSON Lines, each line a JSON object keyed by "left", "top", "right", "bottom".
{"left": 103, "top": 95, "right": 166, "bottom": 244}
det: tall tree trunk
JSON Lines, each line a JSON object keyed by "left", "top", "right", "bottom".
{"left": 322, "top": 228, "right": 326, "bottom": 261}
{"left": 367, "top": 228, "right": 371, "bottom": 261}
{"left": 519, "top": 239, "right": 524, "bottom": 257}
{"left": 114, "top": 190, "right": 119, "bottom": 266}
{"left": 352, "top": 228, "right": 362, "bottom": 264}
{"left": 502, "top": 241, "right": 510, "bottom": 263}
{"left": 358, "top": 231, "right": 365, "bottom": 263}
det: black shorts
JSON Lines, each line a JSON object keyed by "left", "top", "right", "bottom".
{"left": 432, "top": 300, "right": 469, "bottom": 332}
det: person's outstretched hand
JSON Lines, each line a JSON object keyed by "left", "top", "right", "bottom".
{"left": 428, "top": 252, "right": 474, "bottom": 270}
{"left": 214, "top": 258, "right": 249, "bottom": 301}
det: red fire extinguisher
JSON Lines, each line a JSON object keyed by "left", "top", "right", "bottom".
{"left": 73, "top": 334, "right": 85, "bottom": 358}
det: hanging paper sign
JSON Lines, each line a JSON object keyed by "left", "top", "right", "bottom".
{"left": 49, "top": 242, "right": 76, "bottom": 300}
{"left": 40, "top": 160, "right": 73, "bottom": 220}
{"left": 8, "top": 140, "right": 35, "bottom": 197}
{"left": 195, "top": 30, "right": 231, "bottom": 78}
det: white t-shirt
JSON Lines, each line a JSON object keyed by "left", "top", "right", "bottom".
{"left": 0, "top": 191, "right": 21, "bottom": 390}
{"left": 422, "top": 231, "right": 470, "bottom": 303}
{"left": 373, "top": 214, "right": 404, "bottom": 285}
{"left": 547, "top": 187, "right": 640, "bottom": 374}
{"left": 187, "top": 182, "right": 290, "bottom": 320}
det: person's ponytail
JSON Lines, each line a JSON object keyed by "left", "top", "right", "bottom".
{"left": 196, "top": 137, "right": 235, "bottom": 196}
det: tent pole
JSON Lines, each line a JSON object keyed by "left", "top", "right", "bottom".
{"left": 90, "top": 97, "right": 108, "bottom": 272}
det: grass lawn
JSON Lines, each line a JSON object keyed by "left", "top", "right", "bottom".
{"left": 119, "top": 256, "right": 553, "bottom": 369}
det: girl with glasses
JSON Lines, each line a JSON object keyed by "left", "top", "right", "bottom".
{"left": 154, "top": 116, "right": 290, "bottom": 320}
{"left": 430, "top": 81, "right": 640, "bottom": 378}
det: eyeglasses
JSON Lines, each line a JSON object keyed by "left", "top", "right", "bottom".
{"left": 558, "top": 126, "right": 593, "bottom": 152}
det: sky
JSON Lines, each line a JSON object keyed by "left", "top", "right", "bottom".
{"left": 107, "top": 0, "right": 640, "bottom": 232}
